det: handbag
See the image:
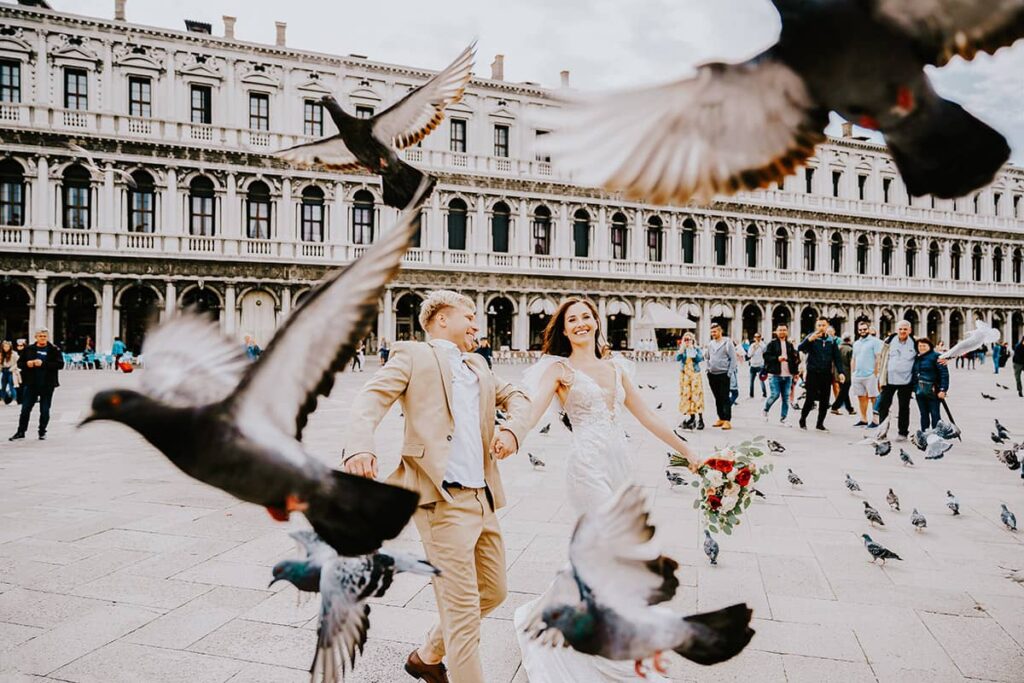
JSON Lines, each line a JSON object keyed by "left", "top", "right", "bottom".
{"left": 118, "top": 360, "right": 134, "bottom": 373}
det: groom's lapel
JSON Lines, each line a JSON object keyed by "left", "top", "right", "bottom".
{"left": 429, "top": 342, "right": 454, "bottom": 414}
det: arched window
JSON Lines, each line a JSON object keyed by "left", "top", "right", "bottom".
{"left": 63, "top": 164, "right": 91, "bottom": 230}
{"left": 856, "top": 235, "right": 869, "bottom": 275}
{"left": 300, "top": 186, "right": 325, "bottom": 242}
{"left": 830, "top": 232, "right": 843, "bottom": 273}
{"left": 928, "top": 240, "right": 941, "bottom": 278}
{"left": 245, "top": 180, "right": 271, "bottom": 239}
{"left": 803, "top": 229, "right": 817, "bottom": 271}
{"left": 491, "top": 201, "right": 510, "bottom": 253}
{"left": 744, "top": 224, "right": 759, "bottom": 268}
{"left": 351, "top": 190, "right": 375, "bottom": 244}
{"left": 971, "top": 244, "right": 983, "bottom": 281}
{"left": 1013, "top": 247, "right": 1022, "bottom": 284}
{"left": 774, "top": 227, "right": 789, "bottom": 270}
{"left": 681, "top": 218, "right": 696, "bottom": 264}
{"left": 447, "top": 198, "right": 468, "bottom": 250}
{"left": 188, "top": 175, "right": 215, "bottom": 236}
{"left": 646, "top": 215, "right": 663, "bottom": 262}
{"left": 993, "top": 246, "right": 1004, "bottom": 283}
{"left": 573, "top": 208, "right": 590, "bottom": 258}
{"left": 128, "top": 169, "right": 155, "bottom": 233}
{"left": 0, "top": 158, "right": 25, "bottom": 226}
{"left": 905, "top": 238, "right": 917, "bottom": 277}
{"left": 881, "top": 237, "right": 894, "bottom": 276}
{"left": 714, "top": 222, "right": 729, "bottom": 266}
{"left": 610, "top": 212, "right": 628, "bottom": 260}
{"left": 950, "top": 243, "right": 962, "bottom": 280}
{"left": 533, "top": 205, "right": 552, "bottom": 255}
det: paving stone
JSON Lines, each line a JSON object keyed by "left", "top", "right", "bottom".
{"left": 780, "top": 654, "right": 878, "bottom": 683}
{"left": 189, "top": 619, "right": 312, "bottom": 670}
{"left": 124, "top": 586, "right": 269, "bottom": 649}
{"left": 69, "top": 572, "right": 212, "bottom": 610}
{"left": 0, "top": 587, "right": 114, "bottom": 629}
{"left": 918, "top": 611, "right": 1024, "bottom": 682}
{"left": 53, "top": 641, "right": 245, "bottom": 683}
{"left": 749, "top": 618, "right": 865, "bottom": 662}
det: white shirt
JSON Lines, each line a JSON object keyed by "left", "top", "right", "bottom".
{"left": 432, "top": 339, "right": 486, "bottom": 488}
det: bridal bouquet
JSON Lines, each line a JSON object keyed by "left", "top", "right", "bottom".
{"left": 669, "top": 437, "right": 773, "bottom": 535}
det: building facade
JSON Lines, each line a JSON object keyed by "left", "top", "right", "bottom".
{"left": 1, "top": 2, "right": 1023, "bottom": 355}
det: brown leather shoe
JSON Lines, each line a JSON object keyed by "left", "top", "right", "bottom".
{"left": 405, "top": 650, "right": 449, "bottom": 682}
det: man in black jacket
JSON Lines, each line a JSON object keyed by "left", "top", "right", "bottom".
{"left": 10, "top": 328, "right": 64, "bottom": 441}
{"left": 798, "top": 317, "right": 845, "bottom": 432}
{"left": 762, "top": 323, "right": 800, "bottom": 426}
{"left": 1013, "top": 339, "right": 1024, "bottom": 398}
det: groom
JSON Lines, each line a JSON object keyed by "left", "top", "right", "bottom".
{"left": 343, "top": 290, "right": 531, "bottom": 683}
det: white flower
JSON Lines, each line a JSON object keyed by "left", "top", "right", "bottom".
{"left": 720, "top": 494, "right": 740, "bottom": 513}
{"left": 706, "top": 470, "right": 724, "bottom": 488}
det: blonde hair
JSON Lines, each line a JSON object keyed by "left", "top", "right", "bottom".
{"left": 682, "top": 332, "right": 696, "bottom": 343}
{"left": 418, "top": 290, "right": 475, "bottom": 330}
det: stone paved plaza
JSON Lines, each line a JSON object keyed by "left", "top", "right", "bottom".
{"left": 1, "top": 360, "right": 1023, "bottom": 683}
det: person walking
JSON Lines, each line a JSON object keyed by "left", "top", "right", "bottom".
{"left": 874, "top": 320, "right": 917, "bottom": 441}
{"left": 705, "top": 323, "right": 736, "bottom": 430}
{"left": 747, "top": 333, "right": 766, "bottom": 398}
{"left": 912, "top": 337, "right": 949, "bottom": 431}
{"left": 378, "top": 338, "right": 390, "bottom": 365}
{"left": 728, "top": 341, "right": 741, "bottom": 406}
{"left": 474, "top": 338, "right": 493, "bottom": 369}
{"left": 798, "top": 317, "right": 845, "bottom": 432}
{"left": 763, "top": 323, "right": 799, "bottom": 426}
{"left": 111, "top": 336, "right": 126, "bottom": 370}
{"left": 10, "top": 328, "right": 64, "bottom": 441}
{"left": 1013, "top": 339, "right": 1024, "bottom": 398}
{"left": 243, "top": 335, "right": 262, "bottom": 361}
{"left": 351, "top": 342, "right": 366, "bottom": 372}
{"left": 993, "top": 340, "right": 1003, "bottom": 374}
{"left": 830, "top": 335, "right": 855, "bottom": 416}
{"left": 676, "top": 332, "right": 705, "bottom": 430}
{"left": 13, "top": 339, "right": 26, "bottom": 404}
{"left": 1, "top": 340, "right": 19, "bottom": 405}
{"left": 850, "top": 323, "right": 884, "bottom": 427}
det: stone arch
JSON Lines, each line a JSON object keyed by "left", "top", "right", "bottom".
{"left": 113, "top": 281, "right": 164, "bottom": 308}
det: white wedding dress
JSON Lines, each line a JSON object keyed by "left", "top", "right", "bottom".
{"left": 513, "top": 356, "right": 667, "bottom": 682}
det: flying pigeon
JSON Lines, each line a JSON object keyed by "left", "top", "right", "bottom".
{"left": 767, "top": 439, "right": 786, "bottom": 454}
{"left": 1001, "top": 503, "right": 1018, "bottom": 531}
{"left": 270, "top": 531, "right": 439, "bottom": 681}
{"left": 995, "top": 419, "right": 1011, "bottom": 440}
{"left": 933, "top": 420, "right": 961, "bottom": 441}
{"left": 65, "top": 141, "right": 138, "bottom": 188}
{"left": 863, "top": 501, "right": 885, "bottom": 526}
{"left": 941, "top": 320, "right": 1001, "bottom": 359}
{"left": 520, "top": 486, "right": 753, "bottom": 674}
{"left": 875, "top": 440, "right": 892, "bottom": 457}
{"left": 862, "top": 534, "right": 902, "bottom": 565}
{"left": 996, "top": 382, "right": 1010, "bottom": 390}
{"left": 886, "top": 488, "right": 900, "bottom": 511}
{"left": 560, "top": 410, "right": 573, "bottom": 432}
{"left": 751, "top": 488, "right": 767, "bottom": 499}
{"left": 539, "top": 423, "right": 551, "bottom": 435}
{"left": 80, "top": 183, "right": 433, "bottom": 557}
{"left": 656, "top": 402, "right": 663, "bottom": 410}
{"left": 787, "top": 468, "right": 803, "bottom": 486}
{"left": 845, "top": 473, "right": 862, "bottom": 493}
{"left": 647, "top": 384, "right": 657, "bottom": 390}
{"left": 274, "top": 42, "right": 475, "bottom": 207}
{"left": 666, "top": 470, "right": 687, "bottom": 488}
{"left": 946, "top": 490, "right": 960, "bottom": 516}
{"left": 899, "top": 448, "right": 915, "bottom": 467}
{"left": 703, "top": 529, "right": 720, "bottom": 566}
{"left": 995, "top": 448, "right": 1021, "bottom": 470}
{"left": 981, "top": 392, "right": 997, "bottom": 401}
{"left": 910, "top": 508, "right": 927, "bottom": 531}
{"left": 924, "top": 432, "right": 954, "bottom": 460}
{"left": 534, "top": 1, "right": 1023, "bottom": 205}
{"left": 854, "top": 417, "right": 890, "bottom": 447}
{"left": 528, "top": 453, "right": 546, "bottom": 470}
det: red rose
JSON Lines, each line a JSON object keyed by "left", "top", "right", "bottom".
{"left": 704, "top": 458, "right": 734, "bottom": 474}
{"left": 735, "top": 468, "right": 752, "bottom": 487}
{"left": 707, "top": 494, "right": 722, "bottom": 510}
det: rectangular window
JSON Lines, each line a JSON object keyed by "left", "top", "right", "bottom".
{"left": 301, "top": 203, "right": 324, "bottom": 242}
{"left": 303, "top": 99, "right": 324, "bottom": 137}
{"left": 249, "top": 93, "right": 269, "bottom": 131}
{"left": 993, "top": 192, "right": 1002, "bottom": 214}
{"left": 64, "top": 68, "right": 88, "bottom": 110}
{"left": 534, "top": 130, "right": 551, "bottom": 163}
{"left": 128, "top": 76, "right": 152, "bottom": 117}
{"left": 647, "top": 229, "right": 663, "bottom": 262}
{"left": 491, "top": 213, "right": 510, "bottom": 253}
{"left": 0, "top": 59, "right": 21, "bottom": 103}
{"left": 129, "top": 190, "right": 155, "bottom": 233}
{"left": 882, "top": 177, "right": 892, "bottom": 203}
{"left": 64, "top": 186, "right": 90, "bottom": 229}
{"left": 246, "top": 201, "right": 270, "bottom": 240}
{"left": 190, "top": 196, "right": 215, "bottom": 236}
{"left": 831, "top": 171, "right": 842, "bottom": 198}
{"left": 0, "top": 178, "right": 24, "bottom": 226}
{"left": 573, "top": 221, "right": 589, "bottom": 258}
{"left": 972, "top": 194, "right": 980, "bottom": 214}
{"left": 804, "top": 167, "right": 814, "bottom": 194}
{"left": 1014, "top": 194, "right": 1022, "bottom": 218}
{"left": 533, "top": 219, "right": 550, "bottom": 255}
{"left": 355, "top": 105, "right": 374, "bottom": 119}
{"left": 681, "top": 228, "right": 695, "bottom": 264}
{"left": 611, "top": 226, "right": 627, "bottom": 260}
{"left": 190, "top": 85, "right": 211, "bottom": 124}
{"left": 450, "top": 119, "right": 467, "bottom": 153}
{"left": 352, "top": 205, "right": 374, "bottom": 244}
{"left": 493, "top": 124, "right": 509, "bottom": 157}
{"left": 857, "top": 174, "right": 868, "bottom": 201}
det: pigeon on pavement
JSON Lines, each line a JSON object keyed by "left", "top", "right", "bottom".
{"left": 65, "top": 141, "right": 138, "bottom": 188}
{"left": 535, "top": 1, "right": 1022, "bottom": 205}
{"left": 767, "top": 439, "right": 786, "bottom": 454}
{"left": 520, "top": 486, "right": 753, "bottom": 673}
{"left": 529, "top": 453, "right": 546, "bottom": 470}
{"left": 80, "top": 184, "right": 433, "bottom": 556}
{"left": 995, "top": 448, "right": 1021, "bottom": 470}
{"left": 703, "top": 529, "right": 720, "bottom": 566}
{"left": 875, "top": 441, "right": 892, "bottom": 457}
{"left": 656, "top": 402, "right": 663, "bottom": 410}
{"left": 275, "top": 42, "right": 474, "bottom": 207}
{"left": 899, "top": 448, "right": 915, "bottom": 467}
{"left": 862, "top": 534, "right": 902, "bottom": 565}
{"left": 855, "top": 417, "right": 890, "bottom": 446}
{"left": 845, "top": 474, "right": 862, "bottom": 493}
{"left": 995, "top": 419, "right": 1011, "bottom": 440}
{"left": 933, "top": 420, "right": 961, "bottom": 441}
{"left": 981, "top": 392, "right": 997, "bottom": 401}
{"left": 910, "top": 508, "right": 927, "bottom": 531}
{"left": 666, "top": 470, "right": 687, "bottom": 488}
{"left": 752, "top": 488, "right": 767, "bottom": 499}
{"left": 1001, "top": 503, "right": 1017, "bottom": 531}
{"left": 924, "top": 432, "right": 954, "bottom": 460}
{"left": 886, "top": 488, "right": 900, "bottom": 511}
{"left": 946, "top": 491, "right": 960, "bottom": 516}
{"left": 992, "top": 431, "right": 1011, "bottom": 444}
{"left": 863, "top": 501, "right": 885, "bottom": 526}
{"left": 996, "top": 382, "right": 1010, "bottom": 390}
{"left": 787, "top": 468, "right": 803, "bottom": 486}
{"left": 941, "top": 320, "right": 1001, "bottom": 359}
{"left": 539, "top": 423, "right": 551, "bottom": 435}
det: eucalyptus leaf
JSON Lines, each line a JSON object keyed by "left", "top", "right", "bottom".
{"left": 692, "top": 499, "right": 701, "bottom": 509}
{"left": 708, "top": 525, "right": 718, "bottom": 533}
{"left": 723, "top": 525, "right": 733, "bottom": 535}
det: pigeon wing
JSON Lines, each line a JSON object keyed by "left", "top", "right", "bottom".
{"left": 290, "top": 530, "right": 338, "bottom": 565}
{"left": 941, "top": 321, "right": 1000, "bottom": 358}
{"left": 228, "top": 181, "right": 430, "bottom": 441}
{"left": 532, "top": 56, "right": 828, "bottom": 206}
{"left": 139, "top": 314, "right": 250, "bottom": 407}
{"left": 273, "top": 135, "right": 365, "bottom": 172}
{"left": 309, "top": 557, "right": 372, "bottom": 681}
{"left": 869, "top": 0, "right": 1024, "bottom": 65}
{"left": 373, "top": 41, "right": 476, "bottom": 149}
{"left": 519, "top": 567, "right": 578, "bottom": 649}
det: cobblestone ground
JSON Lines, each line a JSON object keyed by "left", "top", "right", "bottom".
{"left": 1, "top": 360, "right": 1023, "bottom": 682}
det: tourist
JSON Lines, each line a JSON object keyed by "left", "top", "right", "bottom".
{"left": 874, "top": 320, "right": 916, "bottom": 440}
{"left": 705, "top": 323, "right": 736, "bottom": 430}
{"left": 13, "top": 339, "right": 25, "bottom": 404}
{"left": 993, "top": 339, "right": 1004, "bottom": 374}
{"left": 1, "top": 340, "right": 18, "bottom": 405}
{"left": 1012, "top": 338, "right": 1024, "bottom": 397}
{"left": 851, "top": 323, "right": 883, "bottom": 427}
{"left": 243, "top": 335, "right": 262, "bottom": 361}
{"left": 475, "top": 338, "right": 493, "bottom": 368}
{"left": 798, "top": 317, "right": 845, "bottom": 432}
{"left": 378, "top": 338, "right": 390, "bottom": 365}
{"left": 10, "top": 328, "right": 64, "bottom": 441}
{"left": 676, "top": 332, "right": 705, "bottom": 430}
{"left": 763, "top": 323, "right": 799, "bottom": 426}
{"left": 111, "top": 336, "right": 126, "bottom": 370}
{"left": 912, "top": 337, "right": 949, "bottom": 431}
{"left": 830, "top": 335, "right": 855, "bottom": 416}
{"left": 728, "top": 349, "right": 740, "bottom": 407}
{"left": 746, "top": 333, "right": 766, "bottom": 398}
{"left": 352, "top": 342, "right": 366, "bottom": 372}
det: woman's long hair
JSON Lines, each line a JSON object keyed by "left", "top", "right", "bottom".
{"left": 540, "top": 298, "right": 604, "bottom": 359}
{"left": 0, "top": 341, "right": 12, "bottom": 364}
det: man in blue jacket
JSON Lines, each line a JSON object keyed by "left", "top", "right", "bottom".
{"left": 798, "top": 317, "right": 845, "bottom": 432}
{"left": 10, "top": 328, "right": 64, "bottom": 441}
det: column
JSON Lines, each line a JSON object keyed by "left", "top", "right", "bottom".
{"left": 34, "top": 156, "right": 50, "bottom": 229}
{"left": 557, "top": 202, "right": 571, "bottom": 260}
{"left": 476, "top": 292, "right": 487, "bottom": 339}
{"left": 733, "top": 302, "right": 743, "bottom": 340}
{"left": 629, "top": 296, "right": 642, "bottom": 349}
{"left": 279, "top": 178, "right": 293, "bottom": 241}
{"left": 515, "top": 293, "right": 529, "bottom": 350}
{"left": 163, "top": 281, "right": 176, "bottom": 321}
{"left": 164, "top": 168, "right": 179, "bottom": 235}
{"left": 598, "top": 296, "right": 608, "bottom": 344}
{"left": 380, "top": 288, "right": 394, "bottom": 342}
{"left": 763, "top": 302, "right": 775, "bottom": 340}
{"left": 224, "top": 173, "right": 239, "bottom": 239}
{"left": 517, "top": 200, "right": 530, "bottom": 255}
{"left": 595, "top": 206, "right": 609, "bottom": 260}
{"left": 871, "top": 305, "right": 881, "bottom": 333}
{"left": 846, "top": 306, "right": 857, "bottom": 337}
{"left": 632, "top": 211, "right": 645, "bottom": 265}
{"left": 475, "top": 196, "right": 487, "bottom": 254}
{"left": 701, "top": 299, "right": 711, "bottom": 344}
{"left": 333, "top": 182, "right": 348, "bottom": 249}
{"left": 99, "top": 282, "right": 114, "bottom": 354}
{"left": 280, "top": 287, "right": 292, "bottom": 321}
{"left": 34, "top": 277, "right": 47, "bottom": 331}
{"left": 100, "top": 165, "right": 115, "bottom": 230}
{"left": 941, "top": 309, "right": 951, "bottom": 346}
{"left": 224, "top": 284, "right": 237, "bottom": 336}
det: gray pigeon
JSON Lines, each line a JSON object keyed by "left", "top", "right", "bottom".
{"left": 946, "top": 491, "right": 960, "bottom": 516}
{"left": 521, "top": 486, "right": 752, "bottom": 672}
{"left": 910, "top": 508, "right": 927, "bottom": 531}
{"left": 933, "top": 420, "right": 961, "bottom": 441}
{"left": 886, "top": 488, "right": 900, "bottom": 511}
{"left": 1001, "top": 503, "right": 1017, "bottom": 531}
{"left": 539, "top": 423, "right": 551, "bottom": 435}
{"left": 899, "top": 448, "right": 915, "bottom": 467}
{"left": 995, "top": 419, "right": 1011, "bottom": 440}
{"left": 529, "top": 453, "right": 546, "bottom": 469}
{"left": 845, "top": 473, "right": 862, "bottom": 493}
{"left": 924, "top": 432, "right": 954, "bottom": 460}
{"left": 560, "top": 410, "right": 573, "bottom": 432}
{"left": 995, "top": 448, "right": 1021, "bottom": 470}
{"left": 996, "top": 383, "right": 1010, "bottom": 391}
{"left": 992, "top": 431, "right": 1010, "bottom": 444}
{"left": 666, "top": 470, "right": 687, "bottom": 488}
{"left": 275, "top": 43, "right": 474, "bottom": 207}
{"left": 537, "top": 1, "right": 1021, "bottom": 205}
{"left": 647, "top": 384, "right": 658, "bottom": 390}
{"left": 787, "top": 468, "right": 803, "bottom": 486}
{"left": 981, "top": 392, "right": 997, "bottom": 401}
{"left": 703, "top": 529, "right": 720, "bottom": 566}
{"left": 862, "top": 534, "right": 902, "bottom": 565}
{"left": 752, "top": 488, "right": 767, "bottom": 499}
{"left": 875, "top": 440, "right": 892, "bottom": 457}
{"left": 863, "top": 501, "right": 885, "bottom": 526}
{"left": 911, "top": 430, "right": 927, "bottom": 452}
{"left": 656, "top": 402, "right": 663, "bottom": 410}
{"left": 80, "top": 186, "right": 433, "bottom": 557}
{"left": 767, "top": 439, "right": 786, "bottom": 454}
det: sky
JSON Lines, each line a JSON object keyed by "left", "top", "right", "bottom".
{"left": 36, "top": 0, "right": 1024, "bottom": 161}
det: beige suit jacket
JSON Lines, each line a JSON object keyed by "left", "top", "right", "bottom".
{"left": 342, "top": 340, "right": 531, "bottom": 509}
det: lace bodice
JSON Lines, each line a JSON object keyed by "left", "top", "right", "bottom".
{"left": 562, "top": 361, "right": 626, "bottom": 429}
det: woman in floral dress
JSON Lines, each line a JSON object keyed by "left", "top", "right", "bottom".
{"left": 676, "top": 331, "right": 705, "bottom": 430}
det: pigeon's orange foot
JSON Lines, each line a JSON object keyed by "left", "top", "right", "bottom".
{"left": 653, "top": 651, "right": 668, "bottom": 674}
{"left": 265, "top": 506, "right": 288, "bottom": 522}
{"left": 285, "top": 494, "right": 309, "bottom": 514}
{"left": 634, "top": 659, "right": 648, "bottom": 679}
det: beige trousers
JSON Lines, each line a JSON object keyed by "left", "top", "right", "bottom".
{"left": 414, "top": 487, "right": 507, "bottom": 683}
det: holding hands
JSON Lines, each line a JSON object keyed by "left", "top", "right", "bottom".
{"left": 491, "top": 429, "right": 518, "bottom": 460}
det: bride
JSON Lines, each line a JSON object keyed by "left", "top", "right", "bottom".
{"left": 514, "top": 298, "right": 696, "bottom": 682}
